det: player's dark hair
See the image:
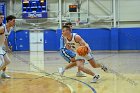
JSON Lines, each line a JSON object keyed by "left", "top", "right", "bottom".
{"left": 62, "top": 25, "right": 71, "bottom": 31}
{"left": 65, "top": 22, "right": 72, "bottom": 26}
{"left": 6, "top": 15, "right": 16, "bottom": 22}
{"left": 0, "top": 12, "right": 3, "bottom": 16}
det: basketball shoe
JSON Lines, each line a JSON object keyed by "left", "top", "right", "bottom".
{"left": 58, "top": 67, "right": 65, "bottom": 76}
{"left": 101, "top": 65, "right": 108, "bottom": 72}
{"left": 1, "top": 72, "right": 11, "bottom": 78}
{"left": 76, "top": 72, "right": 86, "bottom": 77}
{"left": 91, "top": 74, "right": 100, "bottom": 83}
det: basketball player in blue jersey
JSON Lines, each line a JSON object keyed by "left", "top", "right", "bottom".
{"left": 59, "top": 25, "right": 108, "bottom": 83}
{"left": 59, "top": 22, "right": 86, "bottom": 77}
{"left": 0, "top": 13, "right": 16, "bottom": 78}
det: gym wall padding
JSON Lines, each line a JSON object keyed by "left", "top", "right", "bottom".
{"left": 44, "top": 30, "right": 58, "bottom": 51}
{"left": 14, "top": 30, "right": 30, "bottom": 51}
{"left": 57, "top": 28, "right": 140, "bottom": 51}
{"left": 9, "top": 28, "right": 140, "bottom": 51}
{"left": 118, "top": 28, "right": 140, "bottom": 50}
{"left": 72, "top": 28, "right": 111, "bottom": 50}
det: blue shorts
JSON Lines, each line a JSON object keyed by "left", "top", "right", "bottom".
{"left": 60, "top": 48, "right": 76, "bottom": 63}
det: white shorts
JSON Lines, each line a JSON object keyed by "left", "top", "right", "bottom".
{"left": 75, "top": 52, "right": 94, "bottom": 61}
{"left": 0, "top": 55, "right": 4, "bottom": 68}
{"left": 0, "top": 47, "right": 6, "bottom": 56}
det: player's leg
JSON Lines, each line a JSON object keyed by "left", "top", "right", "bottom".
{"left": 58, "top": 62, "right": 77, "bottom": 75}
{"left": 1, "top": 53, "right": 11, "bottom": 78}
{"left": 1, "top": 67, "right": 10, "bottom": 78}
{"left": 0, "top": 55, "right": 5, "bottom": 71}
{"left": 88, "top": 58, "right": 101, "bottom": 68}
{"left": 59, "top": 60, "right": 86, "bottom": 77}
{"left": 76, "top": 59, "right": 94, "bottom": 76}
{"left": 76, "top": 59, "right": 100, "bottom": 83}
{"left": 85, "top": 52, "right": 108, "bottom": 72}
{"left": 59, "top": 48, "right": 85, "bottom": 76}
{"left": 76, "top": 66, "right": 86, "bottom": 77}
{"left": 2, "top": 67, "right": 6, "bottom": 72}
{"left": 89, "top": 58, "right": 108, "bottom": 72}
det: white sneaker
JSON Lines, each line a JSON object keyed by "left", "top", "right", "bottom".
{"left": 76, "top": 72, "right": 86, "bottom": 77}
{"left": 58, "top": 67, "right": 65, "bottom": 76}
{"left": 101, "top": 65, "right": 108, "bottom": 72}
{"left": 91, "top": 75, "right": 100, "bottom": 83}
{"left": 1, "top": 73, "right": 11, "bottom": 78}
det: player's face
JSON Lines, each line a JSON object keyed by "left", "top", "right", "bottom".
{"left": 0, "top": 15, "right": 4, "bottom": 24}
{"left": 9, "top": 19, "right": 16, "bottom": 27}
{"left": 62, "top": 28, "right": 71, "bottom": 38}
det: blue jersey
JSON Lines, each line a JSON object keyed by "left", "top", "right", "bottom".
{"left": 60, "top": 35, "right": 65, "bottom": 49}
{"left": 59, "top": 35, "right": 76, "bottom": 62}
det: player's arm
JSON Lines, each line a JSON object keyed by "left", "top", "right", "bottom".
{"left": 75, "top": 35, "right": 87, "bottom": 46}
{"left": 4, "top": 38, "right": 12, "bottom": 52}
{"left": 75, "top": 35, "right": 90, "bottom": 51}
{"left": 0, "top": 26, "right": 4, "bottom": 34}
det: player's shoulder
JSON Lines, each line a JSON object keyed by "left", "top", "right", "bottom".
{"left": 0, "top": 25, "right": 5, "bottom": 30}
{"left": 72, "top": 33, "right": 79, "bottom": 37}
{"left": 72, "top": 33, "right": 77, "bottom": 35}
{"left": 0, "top": 27, "right": 5, "bottom": 35}
{"left": 74, "top": 34, "right": 81, "bottom": 39}
{"left": 73, "top": 34, "right": 83, "bottom": 43}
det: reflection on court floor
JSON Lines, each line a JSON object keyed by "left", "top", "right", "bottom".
{"left": 30, "top": 52, "right": 45, "bottom": 72}
{"left": 0, "top": 51, "right": 140, "bottom": 93}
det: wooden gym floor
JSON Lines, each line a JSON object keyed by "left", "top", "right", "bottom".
{"left": 0, "top": 51, "right": 140, "bottom": 93}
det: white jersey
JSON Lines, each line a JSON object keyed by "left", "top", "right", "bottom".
{"left": 65, "top": 33, "right": 93, "bottom": 61}
{"left": 0, "top": 24, "right": 6, "bottom": 54}
{"left": 65, "top": 33, "right": 80, "bottom": 52}
{"left": 3, "top": 24, "right": 12, "bottom": 38}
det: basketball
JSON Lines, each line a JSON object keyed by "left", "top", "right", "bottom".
{"left": 76, "top": 46, "right": 89, "bottom": 56}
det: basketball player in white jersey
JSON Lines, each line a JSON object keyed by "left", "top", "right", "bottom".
{"left": 59, "top": 22, "right": 86, "bottom": 77}
{"left": 0, "top": 12, "right": 10, "bottom": 78}
{"left": 59, "top": 25, "right": 108, "bottom": 83}
{"left": 0, "top": 14, "right": 16, "bottom": 78}
{"left": 4, "top": 25, "right": 13, "bottom": 53}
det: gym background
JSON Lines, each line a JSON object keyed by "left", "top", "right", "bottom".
{"left": 0, "top": 0, "right": 140, "bottom": 51}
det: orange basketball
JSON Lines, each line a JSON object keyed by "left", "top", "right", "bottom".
{"left": 76, "top": 46, "right": 89, "bottom": 56}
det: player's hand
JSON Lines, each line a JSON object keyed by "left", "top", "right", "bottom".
{"left": 6, "top": 47, "right": 12, "bottom": 53}
{"left": 66, "top": 44, "right": 71, "bottom": 49}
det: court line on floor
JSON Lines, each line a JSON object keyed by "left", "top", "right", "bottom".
{"left": 11, "top": 52, "right": 118, "bottom": 93}
{"left": 8, "top": 69, "right": 96, "bottom": 93}
{"left": 11, "top": 53, "right": 97, "bottom": 93}
{"left": 53, "top": 73, "right": 97, "bottom": 93}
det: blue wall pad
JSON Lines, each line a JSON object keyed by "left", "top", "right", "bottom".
{"left": 72, "top": 28, "right": 111, "bottom": 50}
{"left": 111, "top": 28, "right": 119, "bottom": 50}
{"left": 13, "top": 27, "right": 140, "bottom": 51}
{"left": 118, "top": 28, "right": 140, "bottom": 50}
{"left": 15, "top": 30, "right": 30, "bottom": 51}
{"left": 44, "top": 30, "right": 58, "bottom": 51}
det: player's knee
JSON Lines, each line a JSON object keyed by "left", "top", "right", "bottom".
{"left": 0, "top": 62, "right": 5, "bottom": 70}
{"left": 77, "top": 65, "right": 84, "bottom": 70}
{"left": 5, "top": 60, "right": 11, "bottom": 65}
{"left": 0, "top": 62, "right": 4, "bottom": 68}
{"left": 71, "top": 57, "right": 76, "bottom": 62}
